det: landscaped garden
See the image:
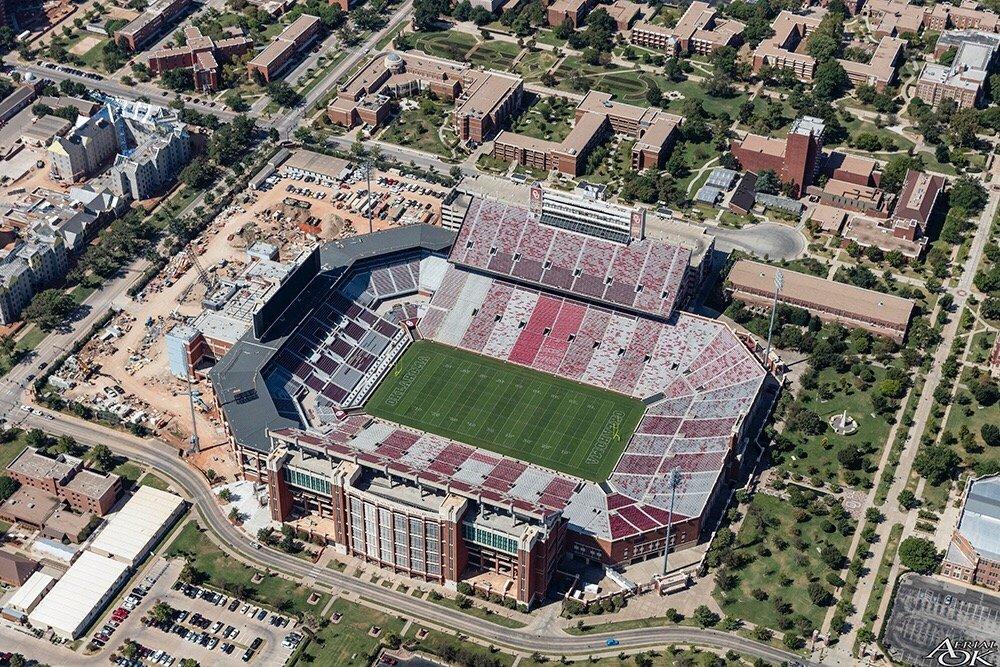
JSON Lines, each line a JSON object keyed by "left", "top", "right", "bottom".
{"left": 166, "top": 521, "right": 329, "bottom": 616}
{"left": 288, "top": 598, "right": 405, "bottom": 666}
{"left": 712, "top": 493, "right": 854, "bottom": 637}
{"left": 378, "top": 94, "right": 455, "bottom": 158}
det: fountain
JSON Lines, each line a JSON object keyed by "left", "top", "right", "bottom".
{"left": 829, "top": 409, "right": 858, "bottom": 435}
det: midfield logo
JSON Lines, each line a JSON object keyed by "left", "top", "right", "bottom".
{"left": 925, "top": 638, "right": 998, "bottom": 666}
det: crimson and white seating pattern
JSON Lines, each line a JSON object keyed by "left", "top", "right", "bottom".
{"left": 414, "top": 265, "right": 768, "bottom": 535}
{"left": 450, "top": 198, "right": 692, "bottom": 320}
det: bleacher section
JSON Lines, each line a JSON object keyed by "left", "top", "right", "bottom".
{"left": 265, "top": 254, "right": 450, "bottom": 418}
{"left": 450, "top": 198, "right": 692, "bottom": 320}
{"left": 414, "top": 265, "right": 767, "bottom": 534}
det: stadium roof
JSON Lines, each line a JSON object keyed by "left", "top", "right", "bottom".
{"left": 210, "top": 225, "right": 456, "bottom": 453}
{"left": 28, "top": 551, "right": 129, "bottom": 638}
{"left": 87, "top": 486, "right": 184, "bottom": 566}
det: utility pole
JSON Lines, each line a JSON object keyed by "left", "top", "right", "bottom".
{"left": 661, "top": 467, "right": 682, "bottom": 576}
{"left": 764, "top": 269, "right": 784, "bottom": 363}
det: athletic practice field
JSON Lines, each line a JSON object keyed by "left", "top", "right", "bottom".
{"left": 366, "top": 341, "right": 645, "bottom": 481}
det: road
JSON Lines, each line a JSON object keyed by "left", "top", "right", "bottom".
{"left": 272, "top": 1, "right": 414, "bottom": 139}
{"left": 20, "top": 410, "right": 814, "bottom": 666}
{"left": 0, "top": 259, "right": 150, "bottom": 422}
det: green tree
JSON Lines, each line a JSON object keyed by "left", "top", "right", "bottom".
{"left": 950, "top": 177, "right": 988, "bottom": 214}
{"left": 899, "top": 537, "right": 941, "bottom": 574}
{"left": 179, "top": 158, "right": 217, "bottom": 189}
{"left": 692, "top": 605, "right": 719, "bottom": 627}
{"left": 0, "top": 476, "right": 20, "bottom": 502}
{"left": 913, "top": 445, "right": 960, "bottom": 486}
{"left": 151, "top": 601, "right": 174, "bottom": 623}
{"left": 86, "top": 444, "right": 114, "bottom": 472}
{"left": 24, "top": 289, "right": 76, "bottom": 331}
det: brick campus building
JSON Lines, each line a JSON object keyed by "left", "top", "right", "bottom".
{"left": 327, "top": 51, "right": 523, "bottom": 144}
{"left": 210, "top": 190, "right": 772, "bottom": 606}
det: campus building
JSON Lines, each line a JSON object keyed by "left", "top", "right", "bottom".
{"left": 727, "top": 260, "right": 916, "bottom": 342}
{"left": 917, "top": 30, "right": 1000, "bottom": 108}
{"left": 48, "top": 107, "right": 121, "bottom": 183}
{"left": 247, "top": 14, "right": 321, "bottom": 83}
{"left": 104, "top": 101, "right": 192, "bottom": 201}
{"left": 730, "top": 116, "right": 824, "bottom": 198}
{"left": 492, "top": 91, "right": 682, "bottom": 177}
{"left": 752, "top": 11, "right": 823, "bottom": 79}
{"left": 863, "top": 0, "right": 927, "bottom": 38}
{"left": 147, "top": 26, "right": 253, "bottom": 92}
{"left": 328, "top": 51, "right": 523, "bottom": 144}
{"left": 839, "top": 36, "right": 905, "bottom": 91}
{"left": 631, "top": 1, "right": 744, "bottom": 55}
{"left": 115, "top": 0, "right": 193, "bottom": 51}
{"left": 942, "top": 475, "right": 1000, "bottom": 591}
{"left": 211, "top": 192, "right": 771, "bottom": 605}
{"left": 0, "top": 233, "right": 69, "bottom": 325}
{"left": 6, "top": 447, "right": 122, "bottom": 516}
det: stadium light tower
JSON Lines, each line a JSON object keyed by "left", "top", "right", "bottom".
{"left": 764, "top": 269, "right": 784, "bottom": 362}
{"left": 661, "top": 467, "right": 682, "bottom": 576}
{"left": 351, "top": 141, "right": 381, "bottom": 235}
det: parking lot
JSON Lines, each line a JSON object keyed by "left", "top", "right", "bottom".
{"left": 883, "top": 574, "right": 1000, "bottom": 667}
{"left": 92, "top": 557, "right": 301, "bottom": 666}
{"left": 123, "top": 582, "right": 301, "bottom": 666}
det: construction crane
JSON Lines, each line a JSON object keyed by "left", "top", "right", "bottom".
{"left": 178, "top": 242, "right": 215, "bottom": 303}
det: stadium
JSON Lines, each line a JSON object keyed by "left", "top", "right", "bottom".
{"left": 210, "top": 186, "right": 773, "bottom": 607}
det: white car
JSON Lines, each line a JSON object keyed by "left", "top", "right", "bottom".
{"left": 20, "top": 405, "right": 30, "bottom": 412}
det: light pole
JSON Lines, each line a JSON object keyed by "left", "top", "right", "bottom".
{"left": 661, "top": 467, "right": 682, "bottom": 576}
{"left": 185, "top": 371, "right": 200, "bottom": 455}
{"left": 764, "top": 269, "right": 784, "bottom": 362}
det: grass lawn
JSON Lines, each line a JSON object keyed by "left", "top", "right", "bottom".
{"left": 968, "top": 330, "right": 997, "bottom": 365}
{"left": 659, "top": 79, "right": 748, "bottom": 118}
{"left": 78, "top": 38, "right": 111, "bottom": 72}
{"left": 0, "top": 521, "right": 8, "bottom": 538}
{"left": 714, "top": 494, "right": 852, "bottom": 631}
{"left": 515, "top": 49, "right": 559, "bottom": 81}
{"left": 166, "top": 521, "right": 329, "bottom": 616}
{"left": 411, "top": 30, "right": 479, "bottom": 61}
{"left": 0, "top": 431, "right": 31, "bottom": 469}
{"left": 468, "top": 40, "right": 522, "bottom": 70}
{"left": 406, "top": 626, "right": 516, "bottom": 666}
{"left": 777, "top": 366, "right": 893, "bottom": 489}
{"left": 510, "top": 96, "right": 575, "bottom": 142}
{"left": 943, "top": 374, "right": 1000, "bottom": 467}
{"left": 426, "top": 592, "right": 526, "bottom": 628}
{"left": 367, "top": 341, "right": 644, "bottom": 481}
{"left": 289, "top": 598, "right": 404, "bottom": 666}
{"left": 112, "top": 461, "right": 143, "bottom": 483}
{"left": 139, "top": 472, "right": 171, "bottom": 491}
{"left": 16, "top": 326, "right": 48, "bottom": 353}
{"left": 379, "top": 96, "right": 452, "bottom": 158}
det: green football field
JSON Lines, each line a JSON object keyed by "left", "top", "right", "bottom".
{"left": 366, "top": 341, "right": 645, "bottom": 481}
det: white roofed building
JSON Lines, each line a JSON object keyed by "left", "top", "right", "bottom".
{"left": 28, "top": 551, "right": 130, "bottom": 638}
{"left": 88, "top": 486, "right": 185, "bottom": 567}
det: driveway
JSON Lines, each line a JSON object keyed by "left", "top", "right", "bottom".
{"left": 708, "top": 222, "right": 806, "bottom": 260}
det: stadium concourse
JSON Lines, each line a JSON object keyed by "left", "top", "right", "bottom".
{"left": 210, "top": 189, "right": 772, "bottom": 608}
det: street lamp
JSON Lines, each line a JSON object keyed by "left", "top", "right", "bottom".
{"left": 764, "top": 269, "right": 784, "bottom": 363}
{"left": 661, "top": 467, "right": 682, "bottom": 576}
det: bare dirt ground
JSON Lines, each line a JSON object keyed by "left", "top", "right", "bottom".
{"left": 69, "top": 34, "right": 103, "bottom": 56}
{"left": 259, "top": 167, "right": 450, "bottom": 240}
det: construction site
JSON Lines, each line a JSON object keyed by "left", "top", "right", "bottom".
{"left": 48, "top": 148, "right": 455, "bottom": 481}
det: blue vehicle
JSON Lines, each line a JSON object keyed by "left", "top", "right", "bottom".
{"left": 605, "top": 639, "right": 620, "bottom": 647}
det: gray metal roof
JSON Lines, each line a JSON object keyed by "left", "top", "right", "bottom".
{"left": 958, "top": 475, "right": 1000, "bottom": 561}
{"left": 209, "top": 225, "right": 456, "bottom": 453}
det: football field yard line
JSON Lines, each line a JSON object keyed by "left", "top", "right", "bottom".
{"left": 365, "top": 341, "right": 645, "bottom": 481}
